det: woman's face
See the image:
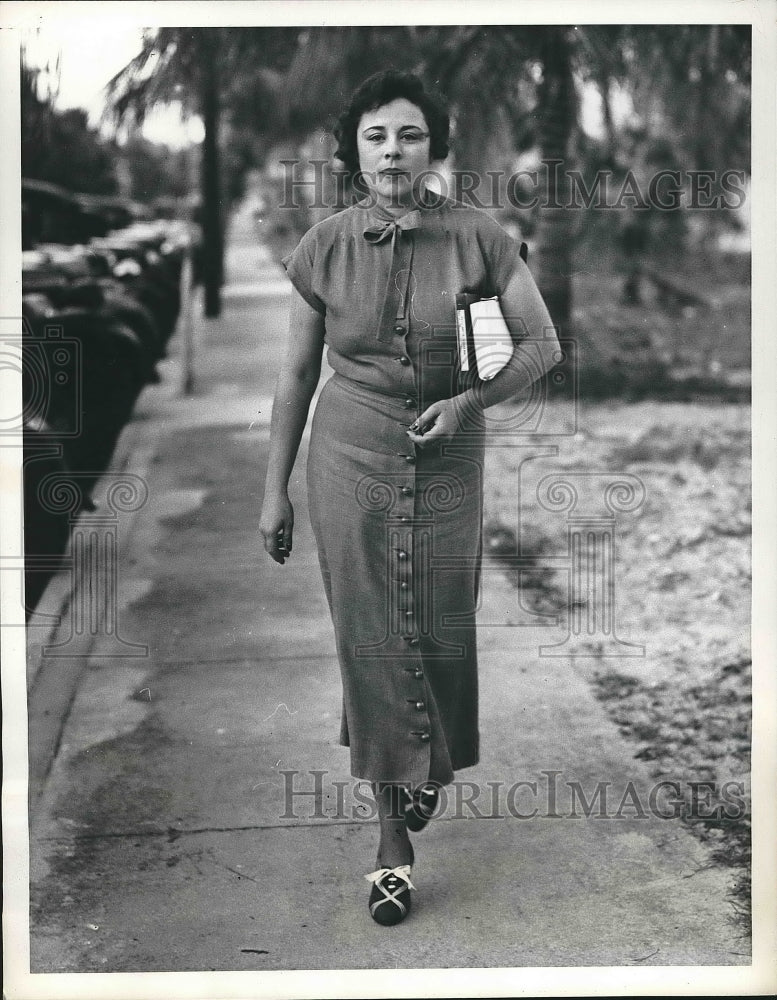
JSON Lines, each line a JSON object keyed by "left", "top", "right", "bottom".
{"left": 356, "top": 98, "right": 432, "bottom": 209}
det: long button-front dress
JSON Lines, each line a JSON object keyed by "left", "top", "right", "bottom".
{"left": 283, "top": 193, "right": 538, "bottom": 788}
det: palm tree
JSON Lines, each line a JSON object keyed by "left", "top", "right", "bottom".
{"left": 534, "top": 26, "right": 576, "bottom": 328}
{"left": 420, "top": 26, "right": 578, "bottom": 328}
{"left": 106, "top": 27, "right": 300, "bottom": 317}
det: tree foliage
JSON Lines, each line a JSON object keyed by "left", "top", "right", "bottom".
{"left": 101, "top": 24, "right": 751, "bottom": 325}
{"left": 118, "top": 136, "right": 193, "bottom": 202}
{"left": 104, "top": 24, "right": 751, "bottom": 207}
{"left": 617, "top": 24, "right": 750, "bottom": 174}
{"left": 21, "top": 61, "right": 117, "bottom": 195}
{"left": 105, "top": 27, "right": 299, "bottom": 134}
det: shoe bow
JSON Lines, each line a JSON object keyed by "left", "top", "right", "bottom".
{"left": 364, "top": 864, "right": 415, "bottom": 890}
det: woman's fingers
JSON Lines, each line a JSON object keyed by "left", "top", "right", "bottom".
{"left": 276, "top": 522, "right": 293, "bottom": 560}
{"left": 262, "top": 525, "right": 283, "bottom": 563}
{"left": 265, "top": 525, "right": 292, "bottom": 564}
{"left": 406, "top": 403, "right": 438, "bottom": 443}
{"left": 260, "top": 506, "right": 294, "bottom": 564}
{"left": 406, "top": 401, "right": 456, "bottom": 445}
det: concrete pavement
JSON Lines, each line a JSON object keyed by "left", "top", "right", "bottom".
{"left": 26, "top": 206, "right": 748, "bottom": 975}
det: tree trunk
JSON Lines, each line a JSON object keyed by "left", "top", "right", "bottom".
{"left": 535, "top": 27, "right": 576, "bottom": 332}
{"left": 597, "top": 70, "right": 617, "bottom": 165}
{"left": 200, "top": 31, "right": 223, "bottom": 318}
{"left": 696, "top": 24, "right": 720, "bottom": 172}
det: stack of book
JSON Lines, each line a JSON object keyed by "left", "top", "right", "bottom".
{"left": 455, "top": 241, "right": 529, "bottom": 383}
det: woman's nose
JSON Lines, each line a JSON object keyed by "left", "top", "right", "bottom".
{"left": 383, "top": 134, "right": 402, "bottom": 158}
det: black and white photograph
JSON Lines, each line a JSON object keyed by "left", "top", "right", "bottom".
{"left": 2, "top": 1, "right": 776, "bottom": 997}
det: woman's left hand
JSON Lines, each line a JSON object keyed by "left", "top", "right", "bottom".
{"left": 406, "top": 398, "right": 460, "bottom": 446}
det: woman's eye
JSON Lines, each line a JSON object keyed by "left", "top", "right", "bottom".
{"left": 365, "top": 133, "right": 384, "bottom": 143}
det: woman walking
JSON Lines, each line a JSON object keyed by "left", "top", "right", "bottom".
{"left": 260, "top": 70, "right": 558, "bottom": 925}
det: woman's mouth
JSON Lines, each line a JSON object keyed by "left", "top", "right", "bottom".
{"left": 380, "top": 169, "right": 409, "bottom": 178}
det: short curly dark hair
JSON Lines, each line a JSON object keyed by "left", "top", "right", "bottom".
{"left": 333, "top": 70, "right": 450, "bottom": 177}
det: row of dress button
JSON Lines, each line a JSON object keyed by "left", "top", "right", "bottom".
{"left": 392, "top": 384, "right": 427, "bottom": 742}
{"left": 388, "top": 279, "right": 426, "bottom": 743}
{"left": 401, "top": 607, "right": 424, "bottom": 741}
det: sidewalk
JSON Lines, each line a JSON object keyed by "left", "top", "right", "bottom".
{"left": 27, "top": 207, "right": 747, "bottom": 974}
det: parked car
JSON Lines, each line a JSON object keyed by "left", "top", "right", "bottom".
{"left": 21, "top": 180, "right": 195, "bottom": 616}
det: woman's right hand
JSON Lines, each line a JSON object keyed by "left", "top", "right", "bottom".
{"left": 260, "top": 492, "right": 294, "bottom": 565}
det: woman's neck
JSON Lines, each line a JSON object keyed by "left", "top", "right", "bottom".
{"left": 372, "top": 197, "right": 416, "bottom": 218}
{"left": 370, "top": 184, "right": 427, "bottom": 218}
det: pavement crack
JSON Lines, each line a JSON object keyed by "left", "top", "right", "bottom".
{"left": 38, "top": 817, "right": 377, "bottom": 842}
{"left": 208, "top": 859, "right": 262, "bottom": 884}
{"left": 150, "top": 653, "right": 338, "bottom": 668}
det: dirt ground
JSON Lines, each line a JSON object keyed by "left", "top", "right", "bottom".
{"left": 482, "top": 398, "right": 751, "bottom": 929}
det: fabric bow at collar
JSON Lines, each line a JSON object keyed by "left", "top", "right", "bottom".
{"left": 363, "top": 210, "right": 422, "bottom": 245}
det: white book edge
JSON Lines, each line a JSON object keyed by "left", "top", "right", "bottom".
{"left": 469, "top": 297, "right": 513, "bottom": 380}
{"left": 455, "top": 307, "right": 469, "bottom": 372}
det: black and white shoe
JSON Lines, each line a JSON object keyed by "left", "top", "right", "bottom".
{"left": 404, "top": 784, "right": 440, "bottom": 833}
{"left": 365, "top": 865, "right": 415, "bottom": 925}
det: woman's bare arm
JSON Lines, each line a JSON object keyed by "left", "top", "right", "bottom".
{"left": 408, "top": 263, "right": 559, "bottom": 444}
{"left": 260, "top": 288, "right": 325, "bottom": 563}
{"left": 458, "top": 262, "right": 560, "bottom": 410}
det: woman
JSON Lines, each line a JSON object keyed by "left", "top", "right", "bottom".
{"left": 260, "top": 70, "right": 558, "bottom": 925}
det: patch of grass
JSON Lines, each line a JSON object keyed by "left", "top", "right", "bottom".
{"left": 569, "top": 255, "right": 750, "bottom": 400}
{"left": 484, "top": 395, "right": 751, "bottom": 936}
{"left": 482, "top": 520, "right": 569, "bottom": 617}
{"left": 592, "top": 660, "right": 751, "bottom": 931}
{"left": 608, "top": 425, "right": 751, "bottom": 469}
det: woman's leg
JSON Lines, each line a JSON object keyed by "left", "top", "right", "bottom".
{"left": 372, "top": 782, "right": 414, "bottom": 869}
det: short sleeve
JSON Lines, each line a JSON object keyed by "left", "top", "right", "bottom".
{"left": 481, "top": 216, "right": 526, "bottom": 297}
{"left": 478, "top": 213, "right": 553, "bottom": 343}
{"left": 282, "top": 232, "right": 326, "bottom": 314}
